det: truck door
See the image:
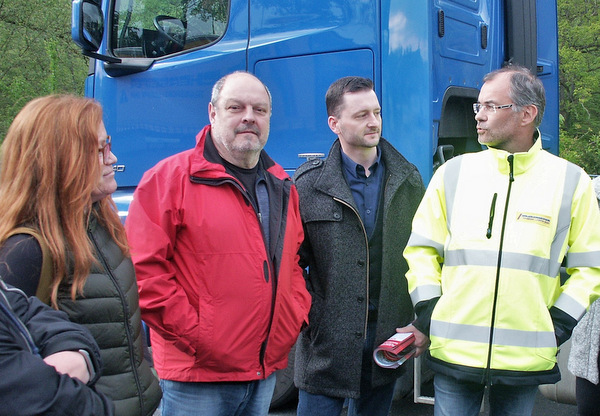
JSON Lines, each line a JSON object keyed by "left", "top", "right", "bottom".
{"left": 246, "top": 1, "right": 378, "bottom": 171}
{"left": 88, "top": 0, "right": 249, "bottom": 189}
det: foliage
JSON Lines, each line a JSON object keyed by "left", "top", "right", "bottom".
{"left": 0, "top": 0, "right": 88, "bottom": 141}
{"left": 558, "top": 0, "right": 600, "bottom": 173}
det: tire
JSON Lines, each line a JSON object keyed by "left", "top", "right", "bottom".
{"left": 270, "top": 344, "right": 298, "bottom": 409}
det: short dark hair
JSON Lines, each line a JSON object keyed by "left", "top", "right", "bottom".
{"left": 326, "top": 76, "right": 375, "bottom": 117}
{"left": 483, "top": 65, "right": 546, "bottom": 127}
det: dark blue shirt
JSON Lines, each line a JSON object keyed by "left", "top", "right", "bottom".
{"left": 341, "top": 147, "right": 385, "bottom": 238}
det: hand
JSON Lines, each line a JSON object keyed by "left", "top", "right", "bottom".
{"left": 43, "top": 350, "right": 90, "bottom": 384}
{"left": 396, "top": 324, "right": 430, "bottom": 357}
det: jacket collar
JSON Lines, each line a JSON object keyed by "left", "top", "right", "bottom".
{"left": 313, "top": 138, "right": 413, "bottom": 207}
{"left": 487, "top": 129, "right": 543, "bottom": 176}
{"left": 189, "top": 125, "right": 289, "bottom": 182}
{"left": 314, "top": 139, "right": 356, "bottom": 205}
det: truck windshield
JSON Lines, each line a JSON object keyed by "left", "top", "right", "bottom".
{"left": 111, "top": 0, "right": 228, "bottom": 58}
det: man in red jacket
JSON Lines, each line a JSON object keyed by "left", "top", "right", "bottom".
{"left": 125, "top": 71, "right": 311, "bottom": 416}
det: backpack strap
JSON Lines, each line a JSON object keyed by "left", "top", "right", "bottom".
{"left": 5, "top": 227, "right": 53, "bottom": 305}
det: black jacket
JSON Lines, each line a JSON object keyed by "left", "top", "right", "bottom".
{"left": 0, "top": 281, "right": 113, "bottom": 415}
{"left": 57, "top": 212, "right": 162, "bottom": 416}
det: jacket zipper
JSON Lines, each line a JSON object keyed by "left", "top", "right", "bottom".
{"left": 88, "top": 228, "right": 145, "bottom": 408}
{"left": 484, "top": 154, "right": 515, "bottom": 385}
{"left": 191, "top": 174, "right": 279, "bottom": 377}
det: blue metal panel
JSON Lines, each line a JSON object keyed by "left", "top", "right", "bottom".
{"left": 381, "top": 2, "right": 434, "bottom": 182}
{"left": 91, "top": 0, "right": 249, "bottom": 188}
{"left": 248, "top": 0, "right": 378, "bottom": 170}
{"left": 256, "top": 50, "right": 374, "bottom": 170}
{"left": 79, "top": 0, "right": 560, "bottom": 205}
{"left": 536, "top": 0, "right": 559, "bottom": 155}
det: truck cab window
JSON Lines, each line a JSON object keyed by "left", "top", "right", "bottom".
{"left": 111, "top": 0, "right": 228, "bottom": 58}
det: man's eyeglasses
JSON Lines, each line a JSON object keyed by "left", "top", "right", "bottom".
{"left": 99, "top": 136, "right": 112, "bottom": 163}
{"left": 472, "top": 103, "right": 513, "bottom": 114}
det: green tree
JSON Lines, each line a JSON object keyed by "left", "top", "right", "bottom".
{"left": 558, "top": 0, "right": 600, "bottom": 174}
{"left": 0, "top": 0, "right": 88, "bottom": 140}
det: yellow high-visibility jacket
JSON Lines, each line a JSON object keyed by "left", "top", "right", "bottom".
{"left": 404, "top": 137, "right": 600, "bottom": 385}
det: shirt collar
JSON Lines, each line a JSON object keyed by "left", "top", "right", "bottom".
{"left": 340, "top": 146, "right": 382, "bottom": 179}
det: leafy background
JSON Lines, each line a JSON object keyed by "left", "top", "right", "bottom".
{"left": 0, "top": 0, "right": 598, "bottom": 173}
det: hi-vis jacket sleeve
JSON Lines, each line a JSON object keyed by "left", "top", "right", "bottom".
{"left": 403, "top": 166, "right": 447, "bottom": 308}
{"left": 555, "top": 174, "right": 600, "bottom": 320}
{"left": 125, "top": 166, "right": 199, "bottom": 356}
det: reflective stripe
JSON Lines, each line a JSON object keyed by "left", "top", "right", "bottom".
{"left": 445, "top": 249, "right": 561, "bottom": 278}
{"left": 407, "top": 233, "right": 444, "bottom": 259}
{"left": 440, "top": 156, "right": 582, "bottom": 279}
{"left": 410, "top": 284, "right": 442, "bottom": 305}
{"left": 566, "top": 251, "right": 600, "bottom": 268}
{"left": 443, "top": 158, "right": 462, "bottom": 229}
{"left": 554, "top": 292, "right": 587, "bottom": 321}
{"left": 551, "top": 163, "right": 581, "bottom": 268}
{"left": 431, "top": 320, "right": 556, "bottom": 348}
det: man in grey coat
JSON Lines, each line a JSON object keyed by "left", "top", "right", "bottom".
{"left": 293, "top": 76, "right": 426, "bottom": 416}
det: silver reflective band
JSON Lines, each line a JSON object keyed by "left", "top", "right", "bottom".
{"left": 407, "top": 233, "right": 444, "bottom": 259}
{"left": 444, "top": 249, "right": 561, "bottom": 279}
{"left": 410, "top": 284, "right": 442, "bottom": 306}
{"left": 554, "top": 293, "right": 587, "bottom": 321}
{"left": 430, "top": 320, "right": 556, "bottom": 348}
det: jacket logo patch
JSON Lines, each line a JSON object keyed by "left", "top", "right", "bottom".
{"left": 517, "top": 213, "right": 551, "bottom": 227}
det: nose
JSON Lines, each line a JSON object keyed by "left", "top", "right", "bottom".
{"left": 242, "top": 106, "right": 256, "bottom": 123}
{"left": 105, "top": 150, "right": 117, "bottom": 165}
{"left": 367, "top": 112, "right": 381, "bottom": 126}
{"left": 474, "top": 108, "right": 485, "bottom": 122}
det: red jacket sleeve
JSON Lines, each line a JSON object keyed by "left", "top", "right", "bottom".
{"left": 125, "top": 165, "right": 198, "bottom": 356}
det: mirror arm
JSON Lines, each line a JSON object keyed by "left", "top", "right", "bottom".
{"left": 82, "top": 49, "right": 122, "bottom": 64}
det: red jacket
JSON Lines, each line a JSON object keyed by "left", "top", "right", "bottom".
{"left": 125, "top": 125, "right": 311, "bottom": 382}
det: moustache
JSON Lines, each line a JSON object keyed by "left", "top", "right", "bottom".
{"left": 235, "top": 125, "right": 260, "bottom": 136}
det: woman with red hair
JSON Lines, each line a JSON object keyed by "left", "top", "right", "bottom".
{"left": 0, "top": 95, "right": 161, "bottom": 416}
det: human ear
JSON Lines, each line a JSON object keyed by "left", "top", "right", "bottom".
{"left": 521, "top": 104, "right": 538, "bottom": 126}
{"left": 328, "top": 115, "right": 340, "bottom": 134}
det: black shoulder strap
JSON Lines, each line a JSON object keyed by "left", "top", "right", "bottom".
{"left": 5, "top": 227, "right": 53, "bottom": 305}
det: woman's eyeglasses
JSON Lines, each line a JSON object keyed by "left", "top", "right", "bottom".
{"left": 99, "top": 136, "right": 112, "bottom": 163}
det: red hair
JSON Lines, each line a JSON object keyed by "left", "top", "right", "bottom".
{"left": 0, "top": 95, "right": 129, "bottom": 308}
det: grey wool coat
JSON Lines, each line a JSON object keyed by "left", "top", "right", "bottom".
{"left": 293, "top": 138, "right": 425, "bottom": 399}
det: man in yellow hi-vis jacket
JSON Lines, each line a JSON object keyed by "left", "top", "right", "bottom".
{"left": 399, "top": 65, "right": 600, "bottom": 416}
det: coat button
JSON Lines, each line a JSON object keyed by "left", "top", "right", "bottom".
{"left": 333, "top": 212, "right": 341, "bottom": 219}
{"left": 355, "top": 332, "right": 363, "bottom": 338}
{"left": 357, "top": 296, "right": 364, "bottom": 303}
{"left": 357, "top": 260, "right": 365, "bottom": 266}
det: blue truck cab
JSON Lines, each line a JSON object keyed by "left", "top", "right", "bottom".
{"left": 72, "top": 0, "right": 560, "bottom": 406}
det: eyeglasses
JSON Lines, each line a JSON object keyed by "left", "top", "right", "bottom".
{"left": 99, "top": 135, "right": 112, "bottom": 163}
{"left": 473, "top": 103, "right": 514, "bottom": 114}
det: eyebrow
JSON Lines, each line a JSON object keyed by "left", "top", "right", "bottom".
{"left": 225, "top": 98, "right": 269, "bottom": 107}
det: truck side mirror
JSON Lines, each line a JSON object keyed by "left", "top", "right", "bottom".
{"left": 72, "top": 0, "right": 104, "bottom": 52}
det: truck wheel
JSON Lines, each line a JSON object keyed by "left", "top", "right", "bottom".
{"left": 270, "top": 344, "right": 298, "bottom": 409}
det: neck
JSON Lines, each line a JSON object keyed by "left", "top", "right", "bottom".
{"left": 340, "top": 144, "right": 377, "bottom": 176}
{"left": 220, "top": 151, "right": 260, "bottom": 170}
